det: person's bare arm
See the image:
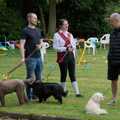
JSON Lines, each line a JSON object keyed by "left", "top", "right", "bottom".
{"left": 20, "top": 39, "right": 26, "bottom": 62}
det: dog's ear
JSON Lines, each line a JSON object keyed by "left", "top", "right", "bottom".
{"left": 97, "top": 93, "right": 104, "bottom": 101}
{"left": 99, "top": 94, "right": 104, "bottom": 101}
{"left": 96, "top": 95, "right": 101, "bottom": 102}
{"left": 92, "top": 94, "right": 100, "bottom": 102}
{"left": 96, "top": 94, "right": 104, "bottom": 102}
{"left": 92, "top": 92, "right": 104, "bottom": 102}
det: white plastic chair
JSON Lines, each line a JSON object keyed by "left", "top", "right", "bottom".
{"left": 100, "top": 34, "right": 110, "bottom": 49}
{"left": 85, "top": 37, "right": 99, "bottom": 56}
{"left": 40, "top": 42, "right": 49, "bottom": 62}
{"left": 6, "top": 41, "right": 15, "bottom": 49}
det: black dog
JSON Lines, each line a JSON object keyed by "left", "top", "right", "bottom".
{"left": 31, "top": 81, "right": 68, "bottom": 104}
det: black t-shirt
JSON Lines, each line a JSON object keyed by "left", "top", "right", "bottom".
{"left": 21, "top": 27, "right": 42, "bottom": 58}
{"left": 108, "top": 28, "right": 120, "bottom": 63}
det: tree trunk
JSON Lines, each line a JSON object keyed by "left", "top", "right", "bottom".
{"left": 48, "top": 0, "right": 56, "bottom": 37}
{"left": 39, "top": 5, "right": 46, "bottom": 37}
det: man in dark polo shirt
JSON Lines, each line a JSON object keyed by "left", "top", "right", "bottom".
{"left": 20, "top": 13, "right": 43, "bottom": 100}
{"left": 108, "top": 13, "right": 120, "bottom": 105}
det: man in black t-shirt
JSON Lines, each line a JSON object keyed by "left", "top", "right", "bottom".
{"left": 107, "top": 13, "right": 120, "bottom": 105}
{"left": 20, "top": 13, "right": 43, "bottom": 100}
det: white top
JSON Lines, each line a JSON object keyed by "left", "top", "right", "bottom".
{"left": 53, "top": 31, "right": 76, "bottom": 55}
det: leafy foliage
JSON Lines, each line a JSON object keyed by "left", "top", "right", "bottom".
{"left": 0, "top": 0, "right": 24, "bottom": 40}
{"left": 106, "top": 0, "right": 120, "bottom": 15}
{"left": 57, "top": 0, "right": 115, "bottom": 38}
{"left": 0, "top": 0, "right": 120, "bottom": 39}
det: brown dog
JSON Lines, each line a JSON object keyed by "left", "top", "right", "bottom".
{"left": 0, "top": 79, "right": 34, "bottom": 106}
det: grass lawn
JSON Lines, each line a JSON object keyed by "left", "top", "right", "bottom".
{"left": 0, "top": 48, "right": 120, "bottom": 120}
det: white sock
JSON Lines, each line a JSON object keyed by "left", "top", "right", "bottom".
{"left": 72, "top": 81, "right": 80, "bottom": 95}
{"left": 61, "top": 82, "right": 67, "bottom": 92}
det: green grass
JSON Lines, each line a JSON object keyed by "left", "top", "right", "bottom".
{"left": 0, "top": 48, "right": 120, "bottom": 120}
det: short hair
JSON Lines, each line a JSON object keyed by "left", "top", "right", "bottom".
{"left": 26, "top": 12, "right": 37, "bottom": 19}
{"left": 110, "top": 13, "right": 120, "bottom": 21}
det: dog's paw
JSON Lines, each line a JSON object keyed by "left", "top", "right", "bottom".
{"left": 96, "top": 109, "right": 108, "bottom": 115}
{"left": 101, "top": 109, "right": 108, "bottom": 114}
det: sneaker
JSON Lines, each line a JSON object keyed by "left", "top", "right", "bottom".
{"left": 76, "top": 94, "right": 83, "bottom": 97}
{"left": 107, "top": 99, "right": 116, "bottom": 105}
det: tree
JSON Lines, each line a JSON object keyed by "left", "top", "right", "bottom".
{"left": 33, "top": 0, "right": 48, "bottom": 37}
{"left": 106, "top": 0, "right": 120, "bottom": 16}
{"left": 3, "top": 0, "right": 120, "bottom": 39}
{"left": 0, "top": 0, "right": 24, "bottom": 40}
{"left": 47, "top": 0, "right": 64, "bottom": 37}
{"left": 57, "top": 0, "right": 118, "bottom": 38}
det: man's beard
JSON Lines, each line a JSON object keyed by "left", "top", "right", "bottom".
{"left": 31, "top": 21, "right": 38, "bottom": 26}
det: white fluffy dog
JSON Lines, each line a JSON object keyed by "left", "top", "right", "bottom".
{"left": 85, "top": 92, "right": 108, "bottom": 115}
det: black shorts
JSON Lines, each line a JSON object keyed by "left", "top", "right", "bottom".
{"left": 108, "top": 61, "right": 120, "bottom": 80}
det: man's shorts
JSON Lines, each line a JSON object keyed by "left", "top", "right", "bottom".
{"left": 108, "top": 61, "right": 120, "bottom": 80}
